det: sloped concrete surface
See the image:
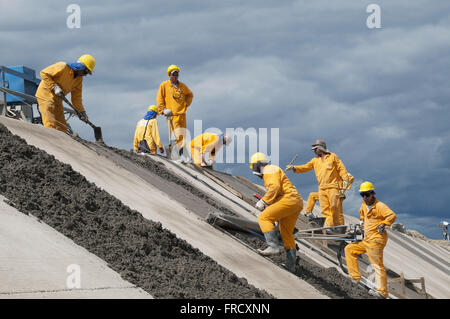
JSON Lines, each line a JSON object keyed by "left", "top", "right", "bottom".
{"left": 0, "top": 117, "right": 326, "bottom": 299}
{"left": 0, "top": 195, "right": 151, "bottom": 299}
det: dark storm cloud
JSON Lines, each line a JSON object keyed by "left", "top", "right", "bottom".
{"left": 1, "top": 0, "right": 449, "bottom": 238}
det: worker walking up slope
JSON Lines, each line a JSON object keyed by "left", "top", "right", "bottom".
{"left": 133, "top": 105, "right": 164, "bottom": 155}
{"left": 345, "top": 181, "right": 396, "bottom": 299}
{"left": 35, "top": 54, "right": 95, "bottom": 132}
{"left": 250, "top": 152, "right": 303, "bottom": 273}
{"left": 286, "top": 139, "right": 352, "bottom": 227}
{"left": 157, "top": 65, "right": 193, "bottom": 162}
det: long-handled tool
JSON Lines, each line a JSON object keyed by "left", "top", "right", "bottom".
{"left": 164, "top": 115, "right": 179, "bottom": 160}
{"left": 60, "top": 95, "right": 103, "bottom": 143}
{"left": 284, "top": 154, "right": 298, "bottom": 172}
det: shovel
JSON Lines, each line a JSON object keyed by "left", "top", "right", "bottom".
{"left": 60, "top": 96, "right": 104, "bottom": 143}
{"left": 164, "top": 116, "right": 179, "bottom": 160}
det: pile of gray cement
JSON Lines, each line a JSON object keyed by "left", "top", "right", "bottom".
{"left": 0, "top": 124, "right": 272, "bottom": 299}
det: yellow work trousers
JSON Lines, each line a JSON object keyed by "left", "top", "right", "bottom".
{"left": 37, "top": 97, "right": 67, "bottom": 132}
{"left": 189, "top": 145, "right": 203, "bottom": 165}
{"left": 258, "top": 200, "right": 302, "bottom": 250}
{"left": 345, "top": 240, "right": 388, "bottom": 298}
{"left": 169, "top": 114, "right": 186, "bottom": 149}
{"left": 305, "top": 192, "right": 319, "bottom": 213}
{"left": 318, "top": 188, "right": 343, "bottom": 227}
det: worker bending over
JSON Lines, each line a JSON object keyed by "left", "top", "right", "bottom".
{"left": 189, "top": 133, "right": 232, "bottom": 166}
{"left": 133, "top": 105, "right": 163, "bottom": 155}
{"left": 35, "top": 54, "right": 95, "bottom": 132}
{"left": 345, "top": 181, "right": 396, "bottom": 299}
{"left": 250, "top": 152, "right": 303, "bottom": 273}
{"left": 286, "top": 139, "right": 352, "bottom": 227}
{"left": 157, "top": 65, "right": 193, "bottom": 162}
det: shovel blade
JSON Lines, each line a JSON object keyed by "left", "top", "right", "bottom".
{"left": 164, "top": 144, "right": 179, "bottom": 160}
{"left": 93, "top": 126, "right": 103, "bottom": 143}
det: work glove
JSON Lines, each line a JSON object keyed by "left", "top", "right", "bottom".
{"left": 163, "top": 108, "right": 172, "bottom": 117}
{"left": 255, "top": 199, "right": 267, "bottom": 211}
{"left": 53, "top": 85, "right": 64, "bottom": 98}
{"left": 285, "top": 165, "right": 294, "bottom": 171}
{"left": 78, "top": 111, "right": 88, "bottom": 122}
{"left": 342, "top": 180, "right": 349, "bottom": 189}
{"left": 377, "top": 224, "right": 386, "bottom": 234}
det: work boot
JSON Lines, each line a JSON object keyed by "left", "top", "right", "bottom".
{"left": 284, "top": 249, "right": 297, "bottom": 273}
{"left": 257, "top": 230, "right": 282, "bottom": 256}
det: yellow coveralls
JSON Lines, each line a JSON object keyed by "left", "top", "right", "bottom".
{"left": 258, "top": 165, "right": 303, "bottom": 250}
{"left": 345, "top": 199, "right": 396, "bottom": 298}
{"left": 305, "top": 192, "right": 319, "bottom": 214}
{"left": 35, "top": 62, "right": 85, "bottom": 132}
{"left": 157, "top": 80, "right": 193, "bottom": 149}
{"left": 133, "top": 118, "right": 162, "bottom": 154}
{"left": 189, "top": 133, "right": 223, "bottom": 165}
{"left": 293, "top": 153, "right": 350, "bottom": 227}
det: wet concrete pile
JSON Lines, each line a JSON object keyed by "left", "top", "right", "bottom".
{"left": 0, "top": 123, "right": 272, "bottom": 299}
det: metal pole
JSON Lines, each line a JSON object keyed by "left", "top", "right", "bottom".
{"left": 1, "top": 67, "right": 7, "bottom": 116}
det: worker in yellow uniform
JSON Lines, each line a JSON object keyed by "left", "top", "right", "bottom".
{"left": 133, "top": 105, "right": 164, "bottom": 155}
{"left": 157, "top": 65, "right": 193, "bottom": 161}
{"left": 345, "top": 181, "right": 396, "bottom": 299}
{"left": 250, "top": 152, "right": 303, "bottom": 273}
{"left": 286, "top": 139, "right": 352, "bottom": 227}
{"left": 35, "top": 54, "right": 95, "bottom": 132}
{"left": 189, "top": 133, "right": 232, "bottom": 166}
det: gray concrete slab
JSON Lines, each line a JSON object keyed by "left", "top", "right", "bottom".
{"left": 0, "top": 195, "right": 151, "bottom": 299}
{"left": 0, "top": 118, "right": 327, "bottom": 299}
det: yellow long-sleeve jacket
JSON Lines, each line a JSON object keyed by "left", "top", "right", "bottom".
{"left": 133, "top": 118, "right": 162, "bottom": 151}
{"left": 35, "top": 62, "right": 85, "bottom": 112}
{"left": 360, "top": 199, "right": 396, "bottom": 245}
{"left": 293, "top": 153, "right": 350, "bottom": 190}
{"left": 189, "top": 133, "right": 222, "bottom": 160}
{"left": 156, "top": 80, "right": 193, "bottom": 115}
{"left": 262, "top": 165, "right": 302, "bottom": 206}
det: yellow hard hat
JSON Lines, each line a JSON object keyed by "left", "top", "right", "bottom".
{"left": 147, "top": 105, "right": 158, "bottom": 112}
{"left": 250, "top": 152, "right": 269, "bottom": 169}
{"left": 78, "top": 54, "right": 95, "bottom": 73}
{"left": 359, "top": 181, "right": 375, "bottom": 193}
{"left": 167, "top": 64, "right": 180, "bottom": 76}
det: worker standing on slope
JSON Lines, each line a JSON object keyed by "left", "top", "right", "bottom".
{"left": 133, "top": 105, "right": 164, "bottom": 155}
{"left": 345, "top": 181, "right": 396, "bottom": 299}
{"left": 157, "top": 65, "right": 193, "bottom": 162}
{"left": 189, "top": 133, "right": 232, "bottom": 166}
{"left": 250, "top": 152, "right": 303, "bottom": 273}
{"left": 35, "top": 55, "right": 95, "bottom": 132}
{"left": 286, "top": 139, "right": 352, "bottom": 227}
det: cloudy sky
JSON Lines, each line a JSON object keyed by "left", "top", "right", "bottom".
{"left": 1, "top": 0, "right": 449, "bottom": 239}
